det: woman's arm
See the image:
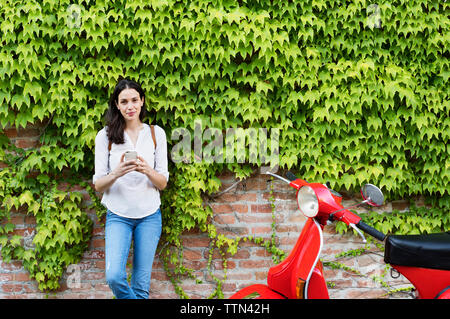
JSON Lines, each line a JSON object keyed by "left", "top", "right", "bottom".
{"left": 94, "top": 171, "right": 118, "bottom": 193}
{"left": 136, "top": 156, "right": 167, "bottom": 190}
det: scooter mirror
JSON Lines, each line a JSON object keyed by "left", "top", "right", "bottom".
{"left": 361, "top": 184, "right": 384, "bottom": 207}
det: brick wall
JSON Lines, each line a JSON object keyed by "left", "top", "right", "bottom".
{"left": 0, "top": 125, "right": 414, "bottom": 299}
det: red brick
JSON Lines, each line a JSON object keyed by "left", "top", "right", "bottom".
{"left": 17, "top": 128, "right": 40, "bottom": 138}
{"left": 286, "top": 213, "right": 307, "bottom": 223}
{"left": 275, "top": 199, "right": 300, "bottom": 214}
{"left": 226, "top": 273, "right": 253, "bottom": 281}
{"left": 24, "top": 215, "right": 36, "bottom": 225}
{"left": 253, "top": 248, "right": 272, "bottom": 258}
{"left": 2, "top": 284, "right": 24, "bottom": 293}
{"left": 4, "top": 128, "right": 17, "bottom": 138}
{"left": 182, "top": 236, "right": 210, "bottom": 248}
{"left": 279, "top": 236, "right": 298, "bottom": 246}
{"left": 215, "top": 226, "right": 249, "bottom": 237}
{"left": 211, "top": 204, "right": 231, "bottom": 213}
{"left": 211, "top": 203, "right": 248, "bottom": 214}
{"left": 95, "top": 260, "right": 105, "bottom": 269}
{"left": 92, "top": 226, "right": 105, "bottom": 236}
{"left": 275, "top": 225, "right": 302, "bottom": 233}
{"left": 238, "top": 259, "right": 272, "bottom": 269}
{"left": 183, "top": 249, "right": 203, "bottom": 260}
{"left": 216, "top": 171, "right": 236, "bottom": 180}
{"left": 91, "top": 238, "right": 105, "bottom": 248}
{"left": 213, "top": 214, "right": 235, "bottom": 224}
{"left": 82, "top": 250, "right": 104, "bottom": 259}
{"left": 12, "top": 228, "right": 34, "bottom": 237}
{"left": 207, "top": 248, "right": 250, "bottom": 260}
{"left": 255, "top": 271, "right": 268, "bottom": 280}
{"left": 5, "top": 215, "right": 24, "bottom": 225}
{"left": 212, "top": 260, "right": 236, "bottom": 270}
{"left": 391, "top": 200, "right": 409, "bottom": 211}
{"left": 183, "top": 260, "right": 208, "bottom": 270}
{"left": 245, "top": 177, "right": 268, "bottom": 191}
{"left": 214, "top": 193, "right": 257, "bottom": 202}
{"left": 0, "top": 273, "right": 14, "bottom": 282}
{"left": 15, "top": 139, "right": 39, "bottom": 149}
{"left": 251, "top": 226, "right": 273, "bottom": 234}
{"left": 13, "top": 272, "right": 31, "bottom": 282}
{"left": 329, "top": 279, "right": 353, "bottom": 289}
{"left": 66, "top": 282, "right": 92, "bottom": 292}
{"left": 262, "top": 192, "right": 296, "bottom": 201}
{"left": 250, "top": 204, "right": 273, "bottom": 213}
{"left": 0, "top": 261, "right": 23, "bottom": 271}
{"left": 231, "top": 204, "right": 249, "bottom": 213}
{"left": 236, "top": 214, "right": 273, "bottom": 223}
{"left": 270, "top": 180, "right": 291, "bottom": 191}
{"left": 345, "top": 288, "right": 389, "bottom": 299}
{"left": 83, "top": 272, "right": 105, "bottom": 281}
{"left": 151, "top": 271, "right": 170, "bottom": 281}
{"left": 221, "top": 282, "right": 237, "bottom": 293}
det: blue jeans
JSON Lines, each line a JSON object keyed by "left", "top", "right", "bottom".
{"left": 105, "top": 208, "right": 162, "bottom": 299}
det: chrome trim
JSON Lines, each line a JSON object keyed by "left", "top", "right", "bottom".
{"left": 304, "top": 218, "right": 324, "bottom": 299}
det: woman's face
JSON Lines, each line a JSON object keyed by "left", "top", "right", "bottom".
{"left": 116, "top": 88, "right": 144, "bottom": 122}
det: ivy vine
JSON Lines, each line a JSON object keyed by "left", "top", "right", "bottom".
{"left": 0, "top": 139, "right": 92, "bottom": 291}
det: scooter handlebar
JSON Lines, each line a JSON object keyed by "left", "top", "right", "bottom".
{"left": 286, "top": 171, "right": 298, "bottom": 182}
{"left": 356, "top": 221, "right": 386, "bottom": 242}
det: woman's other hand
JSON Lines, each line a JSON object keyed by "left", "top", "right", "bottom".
{"left": 136, "top": 156, "right": 167, "bottom": 190}
{"left": 110, "top": 152, "right": 138, "bottom": 178}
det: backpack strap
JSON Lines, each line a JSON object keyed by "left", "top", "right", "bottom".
{"left": 150, "top": 124, "right": 157, "bottom": 149}
{"left": 107, "top": 125, "right": 156, "bottom": 152}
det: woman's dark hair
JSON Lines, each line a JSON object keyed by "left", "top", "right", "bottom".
{"left": 106, "top": 78, "right": 146, "bottom": 144}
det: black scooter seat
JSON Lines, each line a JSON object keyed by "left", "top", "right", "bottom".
{"left": 384, "top": 232, "right": 450, "bottom": 270}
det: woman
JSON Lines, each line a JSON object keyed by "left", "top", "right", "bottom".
{"left": 93, "top": 78, "right": 169, "bottom": 299}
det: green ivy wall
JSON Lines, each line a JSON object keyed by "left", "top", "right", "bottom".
{"left": 0, "top": 0, "right": 448, "bottom": 293}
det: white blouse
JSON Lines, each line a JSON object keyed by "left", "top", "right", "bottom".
{"left": 93, "top": 124, "right": 169, "bottom": 219}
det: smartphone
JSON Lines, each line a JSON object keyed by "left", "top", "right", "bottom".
{"left": 124, "top": 150, "right": 138, "bottom": 162}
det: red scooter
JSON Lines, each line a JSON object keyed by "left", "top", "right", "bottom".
{"left": 230, "top": 172, "right": 450, "bottom": 299}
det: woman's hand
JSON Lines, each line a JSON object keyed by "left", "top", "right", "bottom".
{"left": 110, "top": 152, "right": 138, "bottom": 178}
{"left": 94, "top": 153, "right": 137, "bottom": 192}
{"left": 136, "top": 155, "right": 167, "bottom": 190}
{"left": 135, "top": 155, "right": 151, "bottom": 176}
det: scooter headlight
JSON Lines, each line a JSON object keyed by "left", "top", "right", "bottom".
{"left": 297, "top": 186, "right": 319, "bottom": 218}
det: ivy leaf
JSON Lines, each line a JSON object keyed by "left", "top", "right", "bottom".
{"left": 32, "top": 104, "right": 48, "bottom": 121}
{"left": 22, "top": 249, "right": 35, "bottom": 262}
{"left": 9, "top": 235, "right": 22, "bottom": 247}
{"left": 0, "top": 90, "right": 11, "bottom": 104}
{"left": 35, "top": 272, "right": 45, "bottom": 283}
{"left": 189, "top": 179, "right": 206, "bottom": 192}
{"left": 23, "top": 81, "right": 42, "bottom": 99}
{"left": 313, "top": 107, "right": 329, "bottom": 121}
{"left": 0, "top": 235, "right": 9, "bottom": 246}
{"left": 15, "top": 111, "right": 34, "bottom": 129}
{"left": 255, "top": 81, "right": 272, "bottom": 95}
{"left": 3, "top": 223, "right": 15, "bottom": 234}
{"left": 19, "top": 190, "right": 34, "bottom": 206}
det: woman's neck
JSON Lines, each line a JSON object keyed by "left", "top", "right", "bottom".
{"left": 125, "top": 120, "right": 143, "bottom": 132}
